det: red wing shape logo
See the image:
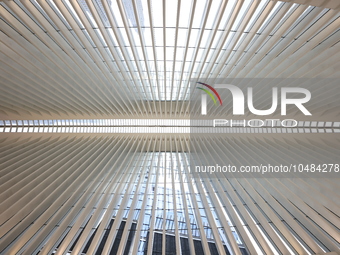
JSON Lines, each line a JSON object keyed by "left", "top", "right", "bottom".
{"left": 196, "top": 82, "right": 223, "bottom": 105}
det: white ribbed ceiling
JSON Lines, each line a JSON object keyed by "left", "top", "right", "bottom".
{"left": 0, "top": 0, "right": 339, "bottom": 119}
{"left": 0, "top": 1, "right": 340, "bottom": 255}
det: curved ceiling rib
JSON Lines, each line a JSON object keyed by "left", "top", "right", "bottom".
{"left": 0, "top": 0, "right": 339, "bottom": 119}
{"left": 0, "top": 1, "right": 339, "bottom": 255}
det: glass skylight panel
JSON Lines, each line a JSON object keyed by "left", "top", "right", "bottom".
{"left": 183, "top": 61, "right": 191, "bottom": 73}
{"left": 166, "top": 28, "right": 176, "bottom": 47}
{"left": 200, "top": 30, "right": 212, "bottom": 49}
{"left": 191, "top": 0, "right": 207, "bottom": 29}
{"left": 141, "top": 27, "right": 152, "bottom": 46}
{"left": 175, "top": 0, "right": 189, "bottom": 28}
{"left": 47, "top": 0, "right": 72, "bottom": 30}
{"left": 130, "top": 28, "right": 141, "bottom": 47}
{"left": 222, "top": 32, "right": 236, "bottom": 50}
{"left": 176, "top": 29, "right": 187, "bottom": 48}
{"left": 104, "top": 47, "right": 114, "bottom": 61}
{"left": 153, "top": 27, "right": 164, "bottom": 47}
{"left": 244, "top": 34, "right": 260, "bottom": 52}
{"left": 117, "top": 27, "right": 130, "bottom": 46}
{"left": 150, "top": 0, "right": 163, "bottom": 27}
{"left": 106, "top": 27, "right": 118, "bottom": 46}
{"left": 122, "top": 0, "right": 138, "bottom": 28}
{"left": 244, "top": 1, "right": 270, "bottom": 32}
{"left": 216, "top": 0, "right": 234, "bottom": 30}
{"left": 174, "top": 60, "right": 182, "bottom": 73}
{"left": 166, "top": 47, "right": 174, "bottom": 61}
{"left": 231, "top": 0, "right": 253, "bottom": 31}
{"left": 133, "top": 0, "right": 148, "bottom": 28}
{"left": 193, "top": 62, "right": 202, "bottom": 74}
{"left": 209, "top": 31, "right": 223, "bottom": 48}
{"left": 139, "top": 61, "right": 147, "bottom": 72}
{"left": 205, "top": 48, "right": 216, "bottom": 64}
{"left": 93, "top": 28, "right": 108, "bottom": 47}
{"left": 188, "top": 28, "right": 199, "bottom": 48}
{"left": 205, "top": 0, "right": 222, "bottom": 30}
{"left": 145, "top": 46, "right": 154, "bottom": 62}
{"left": 234, "top": 33, "right": 248, "bottom": 51}
{"left": 155, "top": 47, "right": 164, "bottom": 61}
{"left": 64, "top": 0, "right": 85, "bottom": 29}
{"left": 2, "top": 0, "right": 338, "bottom": 119}
{"left": 93, "top": 0, "right": 110, "bottom": 27}
{"left": 255, "top": 1, "right": 283, "bottom": 34}
{"left": 125, "top": 47, "right": 137, "bottom": 63}
{"left": 82, "top": 29, "right": 95, "bottom": 47}
{"left": 93, "top": 47, "right": 104, "bottom": 62}
{"left": 78, "top": 1, "right": 98, "bottom": 28}
{"left": 165, "top": 0, "right": 177, "bottom": 28}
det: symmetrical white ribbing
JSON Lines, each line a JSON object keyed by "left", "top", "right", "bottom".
{"left": 0, "top": 0, "right": 339, "bottom": 119}
{"left": 0, "top": 134, "right": 339, "bottom": 255}
{"left": 0, "top": 0, "right": 339, "bottom": 254}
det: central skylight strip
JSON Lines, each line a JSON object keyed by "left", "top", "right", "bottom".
{"left": 1, "top": 119, "right": 339, "bottom": 127}
{"left": 0, "top": 119, "right": 339, "bottom": 133}
{"left": 1, "top": 126, "right": 339, "bottom": 134}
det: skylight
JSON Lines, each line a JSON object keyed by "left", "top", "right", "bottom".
{"left": 1, "top": 119, "right": 339, "bottom": 134}
{"left": 1, "top": 0, "right": 338, "bottom": 115}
